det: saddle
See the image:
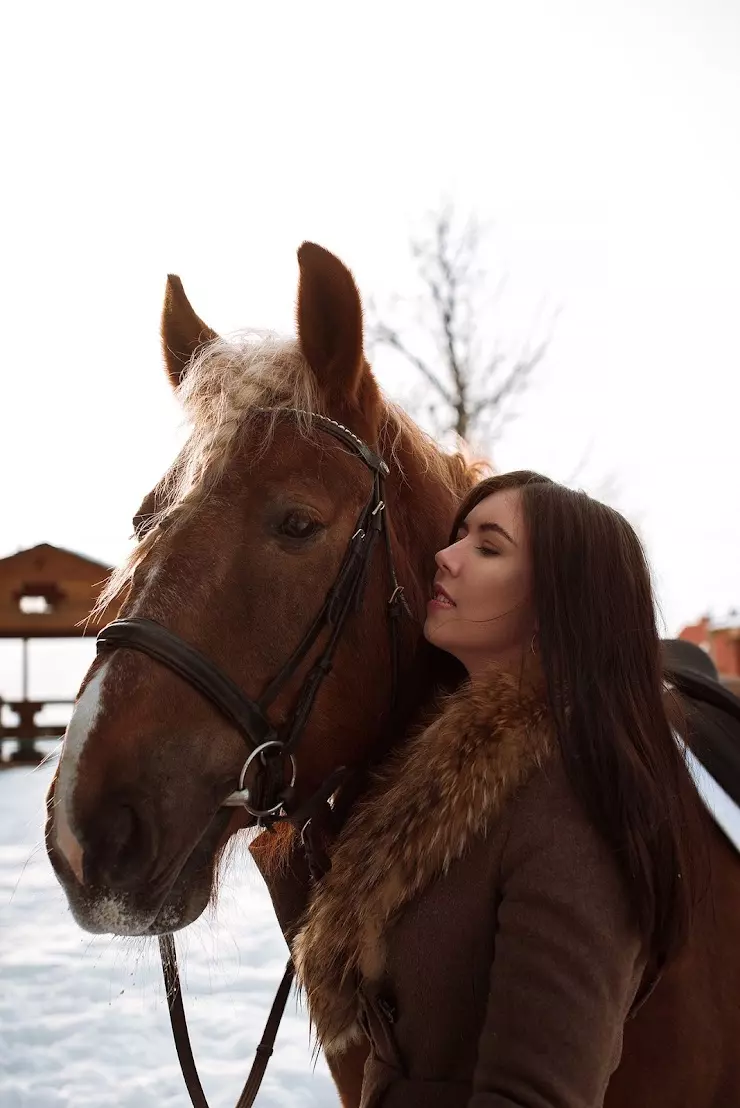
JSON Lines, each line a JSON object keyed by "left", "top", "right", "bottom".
{"left": 663, "top": 639, "right": 740, "bottom": 811}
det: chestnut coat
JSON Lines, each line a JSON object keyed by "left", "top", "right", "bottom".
{"left": 254, "top": 670, "right": 649, "bottom": 1107}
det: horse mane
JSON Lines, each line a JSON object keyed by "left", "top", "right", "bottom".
{"left": 97, "top": 333, "right": 481, "bottom": 612}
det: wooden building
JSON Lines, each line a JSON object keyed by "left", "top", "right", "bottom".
{"left": 0, "top": 543, "right": 119, "bottom": 761}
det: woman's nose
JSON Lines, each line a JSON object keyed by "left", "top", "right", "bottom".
{"left": 435, "top": 544, "right": 457, "bottom": 574}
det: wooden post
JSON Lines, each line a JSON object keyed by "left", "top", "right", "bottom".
{"left": 14, "top": 638, "right": 41, "bottom": 763}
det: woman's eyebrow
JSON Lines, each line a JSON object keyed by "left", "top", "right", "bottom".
{"left": 476, "top": 521, "right": 517, "bottom": 546}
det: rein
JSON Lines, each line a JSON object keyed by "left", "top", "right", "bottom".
{"left": 96, "top": 409, "right": 411, "bottom": 1108}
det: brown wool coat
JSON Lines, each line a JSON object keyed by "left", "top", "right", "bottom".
{"left": 252, "top": 670, "right": 648, "bottom": 1108}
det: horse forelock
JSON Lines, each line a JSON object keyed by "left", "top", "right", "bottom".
{"left": 97, "top": 331, "right": 479, "bottom": 615}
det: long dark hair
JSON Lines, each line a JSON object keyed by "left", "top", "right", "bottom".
{"left": 451, "top": 470, "right": 706, "bottom": 966}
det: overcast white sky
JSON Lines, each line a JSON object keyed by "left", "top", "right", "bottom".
{"left": 2, "top": 0, "right": 739, "bottom": 696}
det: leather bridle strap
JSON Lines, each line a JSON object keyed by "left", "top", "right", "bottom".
{"left": 97, "top": 413, "right": 403, "bottom": 785}
{"left": 98, "top": 466, "right": 394, "bottom": 813}
{"left": 97, "top": 619, "right": 278, "bottom": 748}
{"left": 159, "top": 933, "right": 295, "bottom": 1108}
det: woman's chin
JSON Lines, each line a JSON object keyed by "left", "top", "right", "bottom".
{"left": 422, "top": 615, "right": 439, "bottom": 645}
{"left": 423, "top": 615, "right": 453, "bottom": 653}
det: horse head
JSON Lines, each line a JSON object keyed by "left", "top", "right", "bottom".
{"left": 46, "top": 244, "right": 475, "bottom": 936}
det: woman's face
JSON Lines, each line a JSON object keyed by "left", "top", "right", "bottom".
{"left": 424, "top": 488, "right": 537, "bottom": 676}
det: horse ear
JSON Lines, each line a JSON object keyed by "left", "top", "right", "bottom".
{"left": 296, "top": 243, "right": 367, "bottom": 404}
{"left": 161, "top": 275, "right": 218, "bottom": 389}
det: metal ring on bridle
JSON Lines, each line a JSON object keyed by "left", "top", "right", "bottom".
{"left": 233, "top": 740, "right": 297, "bottom": 818}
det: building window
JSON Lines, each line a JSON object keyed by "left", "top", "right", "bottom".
{"left": 14, "top": 582, "right": 65, "bottom": 615}
{"left": 18, "top": 595, "right": 53, "bottom": 615}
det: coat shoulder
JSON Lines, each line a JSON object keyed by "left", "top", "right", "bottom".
{"left": 497, "top": 753, "right": 639, "bottom": 938}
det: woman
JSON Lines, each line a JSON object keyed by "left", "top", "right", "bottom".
{"left": 274, "top": 472, "right": 705, "bottom": 1107}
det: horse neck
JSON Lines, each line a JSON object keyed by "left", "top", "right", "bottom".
{"left": 394, "top": 640, "right": 466, "bottom": 740}
{"left": 366, "top": 415, "right": 472, "bottom": 720}
{"left": 329, "top": 654, "right": 463, "bottom": 842}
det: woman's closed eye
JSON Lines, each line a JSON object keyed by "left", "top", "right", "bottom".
{"left": 478, "top": 546, "right": 501, "bottom": 557}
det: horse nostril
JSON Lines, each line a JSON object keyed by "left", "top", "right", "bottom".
{"left": 108, "top": 803, "right": 134, "bottom": 848}
{"left": 82, "top": 798, "right": 157, "bottom": 891}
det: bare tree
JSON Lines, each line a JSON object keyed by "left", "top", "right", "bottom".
{"left": 368, "top": 204, "right": 552, "bottom": 449}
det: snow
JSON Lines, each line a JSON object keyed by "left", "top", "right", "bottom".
{"left": 0, "top": 750, "right": 333, "bottom": 1108}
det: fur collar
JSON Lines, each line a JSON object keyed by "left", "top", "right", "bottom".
{"left": 292, "top": 667, "right": 555, "bottom": 1055}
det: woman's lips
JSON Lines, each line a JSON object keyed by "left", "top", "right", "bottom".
{"left": 428, "top": 586, "right": 456, "bottom": 610}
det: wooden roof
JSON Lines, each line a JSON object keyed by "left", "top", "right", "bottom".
{"left": 0, "top": 543, "right": 120, "bottom": 638}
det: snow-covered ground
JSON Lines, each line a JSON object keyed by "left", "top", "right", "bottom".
{"left": 0, "top": 750, "right": 333, "bottom": 1108}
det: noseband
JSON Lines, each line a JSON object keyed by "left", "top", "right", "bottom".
{"left": 95, "top": 408, "right": 411, "bottom": 1108}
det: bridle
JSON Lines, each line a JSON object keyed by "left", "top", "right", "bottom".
{"left": 95, "top": 409, "right": 411, "bottom": 1108}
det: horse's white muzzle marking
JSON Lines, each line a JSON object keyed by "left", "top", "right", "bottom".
{"left": 53, "top": 664, "right": 109, "bottom": 884}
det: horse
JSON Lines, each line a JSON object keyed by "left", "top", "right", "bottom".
{"left": 45, "top": 242, "right": 474, "bottom": 1101}
{"left": 45, "top": 244, "right": 740, "bottom": 1108}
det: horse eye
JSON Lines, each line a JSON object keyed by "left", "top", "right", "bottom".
{"left": 278, "top": 511, "right": 323, "bottom": 540}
